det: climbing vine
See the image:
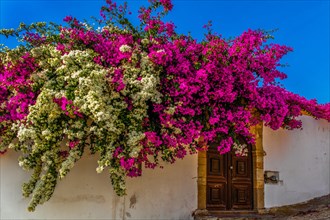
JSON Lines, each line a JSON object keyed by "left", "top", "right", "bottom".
{"left": 0, "top": 0, "right": 329, "bottom": 211}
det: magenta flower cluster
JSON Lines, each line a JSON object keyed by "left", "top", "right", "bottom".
{"left": 0, "top": 53, "right": 37, "bottom": 121}
{"left": 0, "top": 0, "right": 329, "bottom": 196}
{"left": 53, "top": 97, "right": 84, "bottom": 118}
{"left": 0, "top": 53, "right": 37, "bottom": 154}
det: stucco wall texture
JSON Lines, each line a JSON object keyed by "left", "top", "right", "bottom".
{"left": 263, "top": 116, "right": 330, "bottom": 208}
{"left": 0, "top": 152, "right": 198, "bottom": 219}
{"left": 0, "top": 116, "right": 329, "bottom": 219}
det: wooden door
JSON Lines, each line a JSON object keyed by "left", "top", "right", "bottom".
{"left": 206, "top": 143, "right": 253, "bottom": 210}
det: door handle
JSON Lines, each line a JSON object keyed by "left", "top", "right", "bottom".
{"left": 230, "top": 166, "right": 233, "bottom": 170}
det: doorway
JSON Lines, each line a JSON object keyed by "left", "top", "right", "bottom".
{"left": 206, "top": 143, "right": 253, "bottom": 210}
{"left": 197, "top": 125, "right": 265, "bottom": 213}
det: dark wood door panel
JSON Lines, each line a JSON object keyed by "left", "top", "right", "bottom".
{"left": 206, "top": 143, "right": 253, "bottom": 211}
{"left": 209, "top": 156, "right": 221, "bottom": 175}
{"left": 206, "top": 182, "right": 227, "bottom": 210}
{"left": 208, "top": 154, "right": 226, "bottom": 177}
{"left": 231, "top": 156, "right": 252, "bottom": 180}
{"left": 231, "top": 183, "right": 253, "bottom": 210}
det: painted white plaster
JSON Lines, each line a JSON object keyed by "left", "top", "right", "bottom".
{"left": 1, "top": 115, "right": 328, "bottom": 217}
{"left": 0, "top": 150, "right": 197, "bottom": 219}
{"left": 263, "top": 116, "right": 330, "bottom": 207}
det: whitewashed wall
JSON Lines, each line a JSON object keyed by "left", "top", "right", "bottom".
{"left": 263, "top": 116, "right": 330, "bottom": 207}
{"left": 0, "top": 151, "right": 197, "bottom": 219}
{"left": 1, "top": 115, "right": 329, "bottom": 218}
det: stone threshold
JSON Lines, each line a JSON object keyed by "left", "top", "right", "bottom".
{"left": 194, "top": 210, "right": 275, "bottom": 220}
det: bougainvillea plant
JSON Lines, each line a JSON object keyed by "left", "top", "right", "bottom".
{"left": 0, "top": 0, "right": 329, "bottom": 211}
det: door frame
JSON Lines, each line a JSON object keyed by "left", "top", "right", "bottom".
{"left": 197, "top": 124, "right": 265, "bottom": 214}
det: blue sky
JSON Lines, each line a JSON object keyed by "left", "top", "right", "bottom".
{"left": 1, "top": 0, "right": 329, "bottom": 103}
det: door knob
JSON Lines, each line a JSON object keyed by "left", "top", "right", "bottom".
{"left": 230, "top": 166, "right": 233, "bottom": 170}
